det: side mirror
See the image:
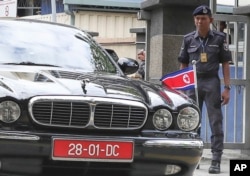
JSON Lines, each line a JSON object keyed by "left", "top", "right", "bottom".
{"left": 118, "top": 57, "right": 139, "bottom": 75}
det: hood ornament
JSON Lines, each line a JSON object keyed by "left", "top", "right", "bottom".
{"left": 81, "top": 78, "right": 90, "bottom": 94}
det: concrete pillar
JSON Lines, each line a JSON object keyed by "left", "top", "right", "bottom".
{"left": 130, "top": 27, "right": 146, "bottom": 51}
{"left": 139, "top": 0, "right": 209, "bottom": 83}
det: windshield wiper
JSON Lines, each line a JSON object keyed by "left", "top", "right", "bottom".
{"left": 3, "top": 62, "right": 61, "bottom": 67}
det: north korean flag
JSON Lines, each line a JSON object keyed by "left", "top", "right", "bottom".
{"left": 160, "top": 67, "right": 195, "bottom": 90}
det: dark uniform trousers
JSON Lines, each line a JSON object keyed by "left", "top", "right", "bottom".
{"left": 186, "top": 75, "right": 224, "bottom": 162}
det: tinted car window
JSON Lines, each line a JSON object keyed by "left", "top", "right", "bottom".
{"left": 0, "top": 21, "right": 117, "bottom": 73}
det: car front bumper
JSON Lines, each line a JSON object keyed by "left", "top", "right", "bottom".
{"left": 0, "top": 130, "right": 203, "bottom": 176}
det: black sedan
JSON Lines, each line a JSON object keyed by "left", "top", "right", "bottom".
{"left": 0, "top": 18, "right": 203, "bottom": 176}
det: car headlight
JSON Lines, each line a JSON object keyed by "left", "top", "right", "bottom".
{"left": 0, "top": 101, "right": 21, "bottom": 123}
{"left": 177, "top": 107, "right": 199, "bottom": 131}
{"left": 153, "top": 109, "right": 173, "bottom": 130}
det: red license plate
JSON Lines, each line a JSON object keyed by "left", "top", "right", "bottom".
{"left": 52, "top": 138, "right": 134, "bottom": 162}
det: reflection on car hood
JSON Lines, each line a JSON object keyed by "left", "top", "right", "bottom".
{"left": 0, "top": 66, "right": 191, "bottom": 108}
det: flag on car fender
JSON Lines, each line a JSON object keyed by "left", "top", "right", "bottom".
{"left": 160, "top": 67, "right": 195, "bottom": 90}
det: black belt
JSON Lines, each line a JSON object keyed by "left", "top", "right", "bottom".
{"left": 196, "top": 72, "right": 218, "bottom": 78}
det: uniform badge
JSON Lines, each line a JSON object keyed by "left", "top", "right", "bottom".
{"left": 203, "top": 7, "right": 208, "bottom": 14}
{"left": 201, "top": 53, "right": 208, "bottom": 62}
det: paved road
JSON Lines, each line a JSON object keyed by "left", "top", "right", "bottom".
{"left": 194, "top": 157, "right": 229, "bottom": 176}
{"left": 194, "top": 149, "right": 249, "bottom": 176}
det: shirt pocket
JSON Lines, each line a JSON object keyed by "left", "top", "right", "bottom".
{"left": 207, "top": 45, "right": 219, "bottom": 54}
{"left": 187, "top": 47, "right": 198, "bottom": 54}
{"left": 187, "top": 47, "right": 199, "bottom": 62}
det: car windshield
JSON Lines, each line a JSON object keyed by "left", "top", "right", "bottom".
{"left": 0, "top": 20, "right": 117, "bottom": 73}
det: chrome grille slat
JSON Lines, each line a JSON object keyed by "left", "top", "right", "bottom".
{"left": 32, "top": 100, "right": 90, "bottom": 127}
{"left": 51, "top": 102, "right": 72, "bottom": 125}
{"left": 94, "top": 104, "right": 146, "bottom": 128}
{"left": 29, "top": 96, "right": 147, "bottom": 130}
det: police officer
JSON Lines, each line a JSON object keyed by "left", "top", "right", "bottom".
{"left": 178, "top": 5, "right": 232, "bottom": 174}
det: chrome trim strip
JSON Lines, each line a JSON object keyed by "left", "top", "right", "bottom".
{"left": 144, "top": 140, "right": 203, "bottom": 149}
{"left": 0, "top": 131, "right": 40, "bottom": 141}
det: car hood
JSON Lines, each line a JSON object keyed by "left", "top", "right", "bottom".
{"left": 0, "top": 66, "right": 191, "bottom": 108}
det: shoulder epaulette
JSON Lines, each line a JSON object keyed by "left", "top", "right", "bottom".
{"left": 213, "top": 30, "right": 225, "bottom": 37}
{"left": 184, "top": 31, "right": 195, "bottom": 38}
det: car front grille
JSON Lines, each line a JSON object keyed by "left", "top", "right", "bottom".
{"left": 29, "top": 96, "right": 147, "bottom": 130}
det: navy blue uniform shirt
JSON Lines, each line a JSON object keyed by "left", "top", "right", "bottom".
{"left": 178, "top": 30, "right": 232, "bottom": 73}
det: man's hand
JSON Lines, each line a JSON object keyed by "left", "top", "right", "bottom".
{"left": 221, "top": 89, "right": 230, "bottom": 105}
